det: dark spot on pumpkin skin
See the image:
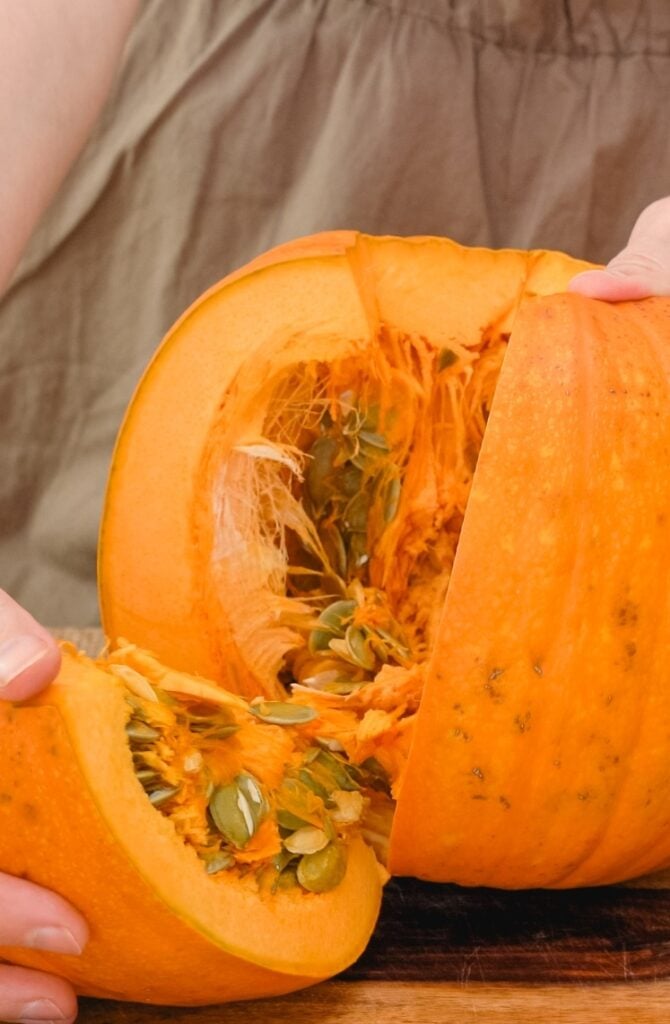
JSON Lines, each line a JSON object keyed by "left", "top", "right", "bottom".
{"left": 22, "top": 802, "right": 39, "bottom": 821}
{"left": 483, "top": 682, "right": 503, "bottom": 702}
{"left": 625, "top": 641, "right": 637, "bottom": 659}
{"left": 617, "top": 601, "right": 639, "bottom": 627}
{"left": 0, "top": 793, "right": 11, "bottom": 804}
{"left": 472, "top": 767, "right": 485, "bottom": 780}
{"left": 471, "top": 795, "right": 487, "bottom": 801}
{"left": 577, "top": 791, "right": 592, "bottom": 801}
{"left": 514, "top": 712, "right": 531, "bottom": 734}
{"left": 488, "top": 667, "right": 504, "bottom": 681}
{"left": 604, "top": 694, "right": 614, "bottom": 706}
{"left": 553, "top": 760, "right": 562, "bottom": 768}
{"left": 499, "top": 796, "right": 511, "bottom": 810}
{"left": 533, "top": 663, "right": 543, "bottom": 677}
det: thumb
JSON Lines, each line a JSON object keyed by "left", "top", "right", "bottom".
{"left": 0, "top": 590, "right": 61, "bottom": 701}
{"left": 569, "top": 196, "right": 670, "bottom": 301}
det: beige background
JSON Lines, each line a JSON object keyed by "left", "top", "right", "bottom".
{"left": 2, "top": 0, "right": 669, "bottom": 626}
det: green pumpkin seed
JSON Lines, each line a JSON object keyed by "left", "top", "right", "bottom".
{"left": 249, "top": 701, "right": 317, "bottom": 726}
{"left": 273, "top": 866, "right": 299, "bottom": 891}
{"left": 338, "top": 464, "right": 364, "bottom": 497}
{"left": 209, "top": 782, "right": 257, "bottom": 848}
{"left": 205, "top": 851, "right": 236, "bottom": 875}
{"left": 277, "top": 809, "right": 312, "bottom": 832}
{"left": 383, "top": 475, "right": 402, "bottom": 523}
{"left": 344, "top": 626, "right": 377, "bottom": 671}
{"left": 315, "top": 750, "right": 360, "bottom": 792}
{"left": 284, "top": 826, "right": 329, "bottom": 855}
{"left": 297, "top": 844, "right": 347, "bottom": 893}
{"left": 126, "top": 721, "right": 161, "bottom": 742}
{"left": 236, "top": 771, "right": 269, "bottom": 819}
{"left": 343, "top": 492, "right": 369, "bottom": 533}
{"left": 149, "top": 786, "right": 180, "bottom": 807}
{"left": 298, "top": 767, "right": 330, "bottom": 802}
{"left": 358, "top": 430, "right": 390, "bottom": 452}
{"left": 308, "top": 599, "right": 356, "bottom": 653}
{"left": 306, "top": 436, "right": 338, "bottom": 509}
{"left": 318, "top": 521, "right": 348, "bottom": 579}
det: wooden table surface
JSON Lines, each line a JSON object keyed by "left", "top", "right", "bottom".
{"left": 57, "top": 629, "right": 670, "bottom": 1023}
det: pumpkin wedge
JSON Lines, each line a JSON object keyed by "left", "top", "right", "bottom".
{"left": 0, "top": 643, "right": 383, "bottom": 1003}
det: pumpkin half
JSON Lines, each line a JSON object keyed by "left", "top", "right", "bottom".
{"left": 3, "top": 232, "right": 670, "bottom": 1003}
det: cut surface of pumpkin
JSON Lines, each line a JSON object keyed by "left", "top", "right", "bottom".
{"left": 100, "top": 233, "right": 670, "bottom": 891}
{"left": 5, "top": 233, "right": 670, "bottom": 1005}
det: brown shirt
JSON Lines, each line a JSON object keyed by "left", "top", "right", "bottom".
{"left": 2, "top": 0, "right": 669, "bottom": 625}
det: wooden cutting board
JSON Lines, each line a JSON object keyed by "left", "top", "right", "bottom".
{"left": 56, "top": 630, "right": 670, "bottom": 1021}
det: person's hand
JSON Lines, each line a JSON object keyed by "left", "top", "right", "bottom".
{"left": 0, "top": 590, "right": 88, "bottom": 1023}
{"left": 569, "top": 197, "right": 670, "bottom": 300}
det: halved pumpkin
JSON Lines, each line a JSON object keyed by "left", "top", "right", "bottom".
{"left": 2, "top": 233, "right": 670, "bottom": 1005}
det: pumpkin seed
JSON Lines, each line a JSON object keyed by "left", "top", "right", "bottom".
{"left": 308, "top": 599, "right": 356, "bottom": 654}
{"left": 342, "top": 492, "right": 369, "bottom": 533}
{"left": 343, "top": 625, "right": 376, "bottom": 671}
{"left": 284, "top": 826, "right": 329, "bottom": 855}
{"left": 315, "top": 750, "right": 361, "bottom": 792}
{"left": 236, "top": 771, "right": 269, "bottom": 820}
{"left": 306, "top": 436, "right": 338, "bottom": 509}
{"left": 329, "top": 789, "right": 365, "bottom": 825}
{"left": 126, "top": 721, "right": 161, "bottom": 742}
{"left": 249, "top": 701, "right": 317, "bottom": 726}
{"left": 209, "top": 781, "right": 257, "bottom": 849}
{"left": 298, "top": 767, "right": 330, "bottom": 802}
{"left": 358, "top": 430, "right": 390, "bottom": 453}
{"left": 383, "top": 475, "right": 402, "bottom": 523}
{"left": 277, "top": 809, "right": 311, "bottom": 832}
{"left": 297, "top": 844, "right": 347, "bottom": 893}
{"left": 135, "top": 769, "right": 161, "bottom": 784}
{"left": 273, "top": 866, "right": 299, "bottom": 891}
{"left": 318, "top": 522, "right": 348, "bottom": 579}
{"left": 149, "top": 786, "right": 180, "bottom": 807}
{"left": 205, "top": 851, "right": 236, "bottom": 875}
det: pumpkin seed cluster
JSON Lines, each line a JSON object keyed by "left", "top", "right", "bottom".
{"left": 282, "top": 394, "right": 412, "bottom": 694}
{"left": 125, "top": 683, "right": 389, "bottom": 895}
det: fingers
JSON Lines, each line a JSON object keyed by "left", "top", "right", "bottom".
{"left": 0, "top": 875, "right": 87, "bottom": 1023}
{"left": 0, "top": 965, "right": 78, "bottom": 1024}
{"left": 0, "top": 874, "right": 89, "bottom": 953}
{"left": 0, "top": 589, "right": 61, "bottom": 701}
{"left": 569, "top": 196, "right": 670, "bottom": 300}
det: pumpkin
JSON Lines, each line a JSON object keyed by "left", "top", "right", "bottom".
{"left": 2, "top": 232, "right": 670, "bottom": 1004}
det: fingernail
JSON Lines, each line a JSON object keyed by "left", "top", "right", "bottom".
{"left": 17, "top": 999, "right": 68, "bottom": 1022}
{"left": 0, "top": 635, "right": 50, "bottom": 688}
{"left": 25, "top": 926, "right": 83, "bottom": 955}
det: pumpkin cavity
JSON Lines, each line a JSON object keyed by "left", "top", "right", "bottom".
{"left": 211, "top": 324, "right": 508, "bottom": 790}
{"left": 109, "top": 643, "right": 393, "bottom": 893}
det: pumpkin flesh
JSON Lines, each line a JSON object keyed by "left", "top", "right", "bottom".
{"left": 7, "top": 233, "right": 670, "bottom": 1006}
{"left": 0, "top": 645, "right": 383, "bottom": 1003}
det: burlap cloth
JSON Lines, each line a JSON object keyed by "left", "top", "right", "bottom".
{"left": 3, "top": 0, "right": 670, "bottom": 625}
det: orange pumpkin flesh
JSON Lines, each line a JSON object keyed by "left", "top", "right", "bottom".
{"left": 4, "top": 233, "right": 670, "bottom": 1005}
{"left": 0, "top": 645, "right": 383, "bottom": 1003}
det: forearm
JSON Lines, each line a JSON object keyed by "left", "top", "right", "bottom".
{"left": 0, "top": 0, "right": 140, "bottom": 293}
